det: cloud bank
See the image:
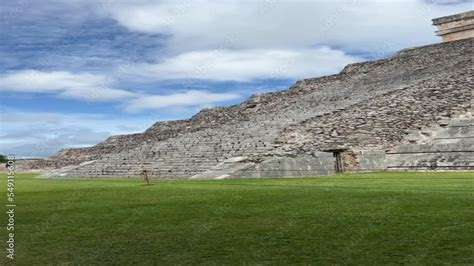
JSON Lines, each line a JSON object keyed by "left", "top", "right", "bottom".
{"left": 0, "top": 70, "right": 243, "bottom": 111}
{"left": 104, "top": 0, "right": 472, "bottom": 54}
{"left": 124, "top": 47, "right": 362, "bottom": 82}
{"left": 0, "top": 70, "right": 134, "bottom": 101}
{"left": 125, "top": 90, "right": 240, "bottom": 112}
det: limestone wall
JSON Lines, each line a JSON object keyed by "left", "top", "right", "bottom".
{"left": 356, "top": 151, "right": 387, "bottom": 172}
{"left": 40, "top": 38, "right": 473, "bottom": 178}
{"left": 276, "top": 68, "right": 471, "bottom": 154}
{"left": 386, "top": 113, "right": 473, "bottom": 171}
{"left": 190, "top": 154, "right": 335, "bottom": 179}
{"left": 229, "top": 154, "right": 336, "bottom": 178}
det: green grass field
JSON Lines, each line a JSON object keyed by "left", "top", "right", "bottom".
{"left": 0, "top": 172, "right": 473, "bottom": 265}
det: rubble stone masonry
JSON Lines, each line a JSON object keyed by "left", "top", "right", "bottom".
{"left": 38, "top": 38, "right": 473, "bottom": 178}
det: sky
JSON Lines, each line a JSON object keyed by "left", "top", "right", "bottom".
{"left": 0, "top": 0, "right": 472, "bottom": 158}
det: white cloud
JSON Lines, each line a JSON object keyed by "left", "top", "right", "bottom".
{"left": 0, "top": 110, "right": 158, "bottom": 158}
{"left": 0, "top": 70, "right": 135, "bottom": 101}
{"left": 124, "top": 47, "right": 362, "bottom": 82}
{"left": 125, "top": 90, "right": 241, "bottom": 112}
{"left": 104, "top": 0, "right": 472, "bottom": 54}
{"left": 58, "top": 87, "right": 135, "bottom": 102}
{"left": 0, "top": 69, "right": 243, "bottom": 113}
{"left": 0, "top": 70, "right": 104, "bottom": 91}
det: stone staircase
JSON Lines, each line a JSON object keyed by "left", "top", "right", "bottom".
{"left": 40, "top": 38, "right": 473, "bottom": 178}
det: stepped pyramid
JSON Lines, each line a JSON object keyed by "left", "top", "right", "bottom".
{"left": 39, "top": 12, "right": 473, "bottom": 179}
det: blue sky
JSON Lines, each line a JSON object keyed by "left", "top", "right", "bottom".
{"left": 0, "top": 0, "right": 471, "bottom": 158}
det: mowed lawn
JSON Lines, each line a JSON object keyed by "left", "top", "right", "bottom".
{"left": 0, "top": 172, "right": 473, "bottom": 265}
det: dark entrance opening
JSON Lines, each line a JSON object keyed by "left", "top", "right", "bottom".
{"left": 333, "top": 151, "right": 344, "bottom": 173}
{"left": 325, "top": 148, "right": 347, "bottom": 174}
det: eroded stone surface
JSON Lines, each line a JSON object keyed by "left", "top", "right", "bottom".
{"left": 387, "top": 113, "right": 474, "bottom": 171}
{"left": 35, "top": 38, "right": 473, "bottom": 178}
{"left": 433, "top": 10, "right": 474, "bottom": 42}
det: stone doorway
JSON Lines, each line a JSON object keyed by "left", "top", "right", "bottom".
{"left": 333, "top": 151, "right": 344, "bottom": 173}
{"left": 325, "top": 148, "right": 348, "bottom": 174}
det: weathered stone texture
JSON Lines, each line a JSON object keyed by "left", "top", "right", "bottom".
{"left": 387, "top": 113, "right": 473, "bottom": 170}
{"left": 356, "top": 151, "right": 387, "bottom": 172}
{"left": 432, "top": 10, "right": 474, "bottom": 42}
{"left": 39, "top": 38, "right": 473, "bottom": 178}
